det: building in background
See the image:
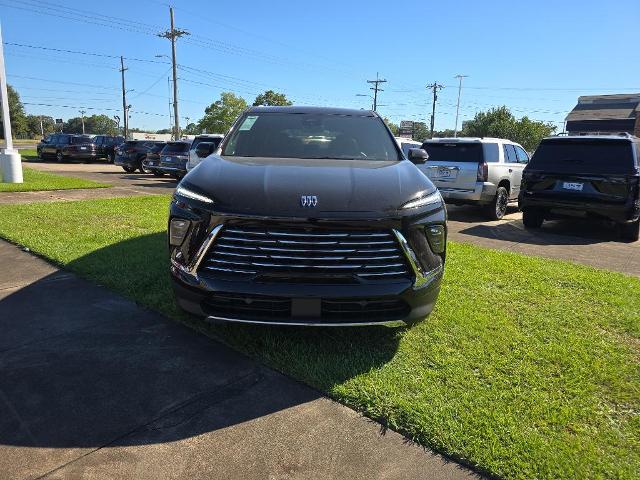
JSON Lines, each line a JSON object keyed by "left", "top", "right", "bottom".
{"left": 565, "top": 94, "right": 640, "bottom": 136}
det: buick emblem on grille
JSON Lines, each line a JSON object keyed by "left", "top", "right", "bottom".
{"left": 300, "top": 195, "right": 318, "bottom": 207}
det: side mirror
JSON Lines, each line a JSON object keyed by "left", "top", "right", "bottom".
{"left": 408, "top": 148, "right": 429, "bottom": 164}
{"left": 195, "top": 142, "right": 215, "bottom": 158}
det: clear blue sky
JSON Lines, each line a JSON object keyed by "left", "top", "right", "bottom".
{"left": 2, "top": 0, "right": 639, "bottom": 132}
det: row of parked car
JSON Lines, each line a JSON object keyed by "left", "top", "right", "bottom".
{"left": 398, "top": 133, "right": 639, "bottom": 241}
{"left": 36, "top": 133, "right": 224, "bottom": 179}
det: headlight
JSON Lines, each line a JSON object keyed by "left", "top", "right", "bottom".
{"left": 175, "top": 185, "right": 214, "bottom": 204}
{"left": 401, "top": 191, "right": 442, "bottom": 209}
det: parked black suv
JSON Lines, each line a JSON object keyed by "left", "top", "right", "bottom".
{"left": 156, "top": 141, "right": 191, "bottom": 179}
{"left": 169, "top": 106, "right": 446, "bottom": 327}
{"left": 93, "top": 135, "right": 124, "bottom": 163}
{"left": 37, "top": 134, "right": 97, "bottom": 162}
{"left": 519, "top": 135, "right": 640, "bottom": 241}
{"left": 141, "top": 142, "right": 168, "bottom": 176}
{"left": 115, "top": 140, "right": 159, "bottom": 173}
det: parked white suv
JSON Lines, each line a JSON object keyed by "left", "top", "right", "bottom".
{"left": 395, "top": 137, "right": 423, "bottom": 158}
{"left": 186, "top": 134, "right": 224, "bottom": 171}
{"left": 418, "top": 137, "right": 529, "bottom": 219}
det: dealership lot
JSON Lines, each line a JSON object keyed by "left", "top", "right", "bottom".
{"left": 4, "top": 159, "right": 638, "bottom": 277}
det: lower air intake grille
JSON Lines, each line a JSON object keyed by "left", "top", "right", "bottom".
{"left": 199, "top": 225, "right": 411, "bottom": 282}
{"left": 201, "top": 293, "right": 410, "bottom": 324}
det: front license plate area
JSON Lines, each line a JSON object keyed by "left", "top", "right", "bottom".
{"left": 291, "top": 298, "right": 321, "bottom": 318}
{"left": 562, "top": 182, "right": 584, "bottom": 191}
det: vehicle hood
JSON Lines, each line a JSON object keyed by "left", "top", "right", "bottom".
{"left": 181, "top": 155, "right": 436, "bottom": 216}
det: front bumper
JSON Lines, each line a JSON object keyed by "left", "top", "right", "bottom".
{"left": 114, "top": 155, "right": 138, "bottom": 168}
{"left": 168, "top": 204, "right": 446, "bottom": 327}
{"left": 437, "top": 182, "right": 496, "bottom": 204}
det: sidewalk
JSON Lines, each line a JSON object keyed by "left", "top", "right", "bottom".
{"left": 0, "top": 240, "right": 476, "bottom": 480}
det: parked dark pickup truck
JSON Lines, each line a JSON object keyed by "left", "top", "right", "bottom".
{"left": 93, "top": 135, "right": 124, "bottom": 163}
{"left": 37, "top": 134, "right": 98, "bottom": 162}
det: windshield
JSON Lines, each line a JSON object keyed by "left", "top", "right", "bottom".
{"left": 421, "top": 142, "right": 484, "bottom": 163}
{"left": 530, "top": 140, "right": 636, "bottom": 174}
{"left": 222, "top": 112, "right": 400, "bottom": 161}
{"left": 162, "top": 142, "right": 190, "bottom": 154}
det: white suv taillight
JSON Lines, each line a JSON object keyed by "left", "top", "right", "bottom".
{"left": 477, "top": 162, "right": 488, "bottom": 182}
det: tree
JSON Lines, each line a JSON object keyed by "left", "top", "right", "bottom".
{"left": 462, "top": 106, "right": 556, "bottom": 151}
{"left": 26, "top": 115, "right": 56, "bottom": 138}
{"left": 183, "top": 123, "right": 199, "bottom": 135}
{"left": 155, "top": 128, "right": 172, "bottom": 134}
{"left": 252, "top": 90, "right": 292, "bottom": 107}
{"left": 412, "top": 122, "right": 429, "bottom": 142}
{"left": 64, "top": 114, "right": 118, "bottom": 135}
{"left": 198, "top": 92, "right": 248, "bottom": 134}
{"left": 383, "top": 117, "right": 399, "bottom": 136}
{"left": 0, "top": 85, "right": 28, "bottom": 139}
{"left": 433, "top": 128, "right": 456, "bottom": 138}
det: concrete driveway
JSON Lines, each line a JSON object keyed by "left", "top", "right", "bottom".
{"left": 447, "top": 205, "right": 640, "bottom": 277}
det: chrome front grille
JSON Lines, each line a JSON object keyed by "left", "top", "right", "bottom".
{"left": 199, "top": 225, "right": 411, "bottom": 282}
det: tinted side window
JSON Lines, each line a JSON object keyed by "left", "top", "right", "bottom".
{"left": 515, "top": 146, "right": 529, "bottom": 164}
{"left": 503, "top": 144, "right": 517, "bottom": 163}
{"left": 59, "top": 135, "right": 71, "bottom": 145}
{"left": 483, "top": 143, "right": 500, "bottom": 163}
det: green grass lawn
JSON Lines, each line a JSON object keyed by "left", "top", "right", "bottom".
{"left": 19, "top": 148, "right": 38, "bottom": 161}
{"left": 0, "top": 195, "right": 638, "bottom": 479}
{"left": 0, "top": 152, "right": 109, "bottom": 192}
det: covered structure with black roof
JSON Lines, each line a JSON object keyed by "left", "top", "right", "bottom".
{"left": 565, "top": 94, "right": 640, "bottom": 136}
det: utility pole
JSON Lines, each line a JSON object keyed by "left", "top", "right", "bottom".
{"left": 366, "top": 73, "right": 387, "bottom": 111}
{"left": 39, "top": 116, "right": 44, "bottom": 137}
{"left": 158, "top": 7, "right": 189, "bottom": 140}
{"left": 426, "top": 81, "right": 444, "bottom": 138}
{"left": 79, "top": 110, "right": 86, "bottom": 134}
{"left": 120, "top": 56, "right": 128, "bottom": 139}
{"left": 453, "top": 74, "right": 468, "bottom": 137}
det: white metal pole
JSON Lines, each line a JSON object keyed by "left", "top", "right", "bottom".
{"left": 453, "top": 74, "right": 468, "bottom": 138}
{"left": 0, "top": 21, "right": 22, "bottom": 183}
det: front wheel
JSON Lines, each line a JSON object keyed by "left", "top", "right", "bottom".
{"left": 107, "top": 153, "right": 114, "bottom": 164}
{"left": 152, "top": 171, "right": 164, "bottom": 177}
{"left": 484, "top": 186, "right": 509, "bottom": 220}
{"left": 122, "top": 166, "right": 136, "bottom": 173}
{"left": 523, "top": 208, "right": 544, "bottom": 229}
{"left": 56, "top": 151, "right": 64, "bottom": 163}
{"left": 620, "top": 220, "right": 640, "bottom": 242}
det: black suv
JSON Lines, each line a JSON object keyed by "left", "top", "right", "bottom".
{"left": 115, "top": 140, "right": 160, "bottom": 173}
{"left": 37, "top": 134, "right": 97, "bottom": 162}
{"left": 519, "top": 135, "right": 640, "bottom": 241}
{"left": 156, "top": 141, "right": 191, "bottom": 179}
{"left": 169, "top": 106, "right": 446, "bottom": 327}
{"left": 93, "top": 135, "right": 124, "bottom": 163}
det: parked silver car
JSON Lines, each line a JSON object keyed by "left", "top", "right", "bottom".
{"left": 418, "top": 137, "right": 529, "bottom": 219}
{"left": 186, "top": 134, "right": 224, "bottom": 171}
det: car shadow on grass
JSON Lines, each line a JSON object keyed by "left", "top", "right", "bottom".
{"left": 0, "top": 232, "right": 400, "bottom": 451}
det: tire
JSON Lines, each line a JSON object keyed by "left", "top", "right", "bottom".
{"left": 152, "top": 171, "right": 165, "bottom": 177}
{"left": 484, "top": 186, "right": 509, "bottom": 220}
{"left": 122, "top": 166, "right": 136, "bottom": 173}
{"left": 523, "top": 208, "right": 544, "bottom": 229}
{"left": 139, "top": 157, "right": 152, "bottom": 174}
{"left": 620, "top": 220, "right": 640, "bottom": 242}
{"left": 107, "top": 153, "right": 114, "bottom": 164}
{"left": 55, "top": 151, "right": 64, "bottom": 163}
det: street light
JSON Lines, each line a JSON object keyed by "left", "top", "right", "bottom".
{"left": 79, "top": 110, "right": 86, "bottom": 134}
{"left": 453, "top": 74, "right": 469, "bottom": 137}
